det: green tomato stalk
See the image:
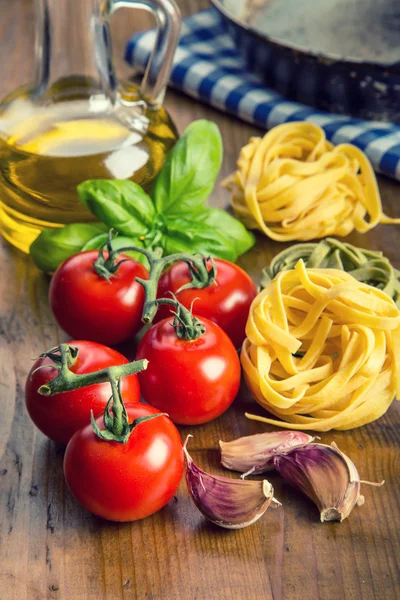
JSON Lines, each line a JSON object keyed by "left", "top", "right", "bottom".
{"left": 38, "top": 343, "right": 148, "bottom": 396}
{"left": 37, "top": 343, "right": 164, "bottom": 444}
{"left": 93, "top": 230, "right": 216, "bottom": 339}
{"left": 154, "top": 297, "right": 206, "bottom": 341}
{"left": 91, "top": 376, "right": 166, "bottom": 444}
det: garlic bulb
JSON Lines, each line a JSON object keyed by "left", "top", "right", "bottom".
{"left": 274, "top": 442, "right": 384, "bottom": 522}
{"left": 220, "top": 430, "right": 315, "bottom": 475}
{"left": 184, "top": 437, "right": 280, "bottom": 529}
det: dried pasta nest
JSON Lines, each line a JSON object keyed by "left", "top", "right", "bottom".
{"left": 241, "top": 260, "right": 400, "bottom": 431}
{"left": 223, "top": 122, "right": 399, "bottom": 241}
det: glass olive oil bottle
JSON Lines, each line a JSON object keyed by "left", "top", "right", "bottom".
{"left": 0, "top": 94, "right": 177, "bottom": 253}
{"left": 0, "top": 0, "right": 180, "bottom": 253}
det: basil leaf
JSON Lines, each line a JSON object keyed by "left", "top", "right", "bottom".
{"left": 161, "top": 217, "right": 238, "bottom": 261}
{"left": 153, "top": 120, "right": 223, "bottom": 216}
{"left": 80, "top": 233, "right": 109, "bottom": 252}
{"left": 30, "top": 222, "right": 108, "bottom": 272}
{"left": 82, "top": 234, "right": 149, "bottom": 267}
{"left": 197, "top": 208, "right": 256, "bottom": 257}
{"left": 77, "top": 180, "right": 155, "bottom": 236}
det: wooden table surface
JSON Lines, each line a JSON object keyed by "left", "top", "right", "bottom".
{"left": 1, "top": 1, "right": 399, "bottom": 599}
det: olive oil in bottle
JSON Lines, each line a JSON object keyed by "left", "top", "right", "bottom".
{"left": 0, "top": 96, "right": 177, "bottom": 253}
{"left": 0, "top": 0, "right": 181, "bottom": 253}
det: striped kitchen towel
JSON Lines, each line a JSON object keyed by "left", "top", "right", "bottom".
{"left": 126, "top": 8, "right": 400, "bottom": 181}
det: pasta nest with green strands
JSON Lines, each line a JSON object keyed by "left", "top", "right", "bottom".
{"left": 260, "top": 238, "right": 400, "bottom": 308}
{"left": 242, "top": 260, "right": 400, "bottom": 432}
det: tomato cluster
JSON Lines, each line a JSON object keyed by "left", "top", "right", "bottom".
{"left": 26, "top": 341, "right": 184, "bottom": 522}
{"left": 25, "top": 246, "right": 257, "bottom": 522}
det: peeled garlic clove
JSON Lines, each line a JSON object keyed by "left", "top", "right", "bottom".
{"left": 274, "top": 442, "right": 383, "bottom": 522}
{"left": 184, "top": 437, "right": 279, "bottom": 529}
{"left": 219, "top": 430, "right": 316, "bottom": 474}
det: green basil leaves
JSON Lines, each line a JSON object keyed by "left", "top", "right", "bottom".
{"left": 153, "top": 120, "right": 223, "bottom": 216}
{"left": 78, "top": 180, "right": 155, "bottom": 236}
{"left": 30, "top": 223, "right": 108, "bottom": 273}
{"left": 196, "top": 208, "right": 255, "bottom": 259}
{"left": 30, "top": 120, "right": 255, "bottom": 272}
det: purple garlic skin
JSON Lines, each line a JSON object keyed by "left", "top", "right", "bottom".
{"left": 274, "top": 442, "right": 373, "bottom": 522}
{"left": 220, "top": 430, "right": 315, "bottom": 474}
{"left": 184, "top": 438, "right": 278, "bottom": 529}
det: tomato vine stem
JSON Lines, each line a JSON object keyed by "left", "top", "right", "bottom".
{"left": 93, "top": 230, "right": 216, "bottom": 330}
{"left": 38, "top": 344, "right": 148, "bottom": 397}
{"left": 90, "top": 372, "right": 167, "bottom": 444}
{"left": 154, "top": 297, "right": 206, "bottom": 341}
{"left": 36, "top": 343, "right": 167, "bottom": 443}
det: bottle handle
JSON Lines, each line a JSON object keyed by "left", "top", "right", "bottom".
{"left": 111, "top": 0, "right": 181, "bottom": 109}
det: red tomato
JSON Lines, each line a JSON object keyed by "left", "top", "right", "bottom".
{"left": 49, "top": 250, "right": 149, "bottom": 345}
{"left": 136, "top": 316, "right": 241, "bottom": 425}
{"left": 64, "top": 403, "right": 184, "bottom": 522}
{"left": 25, "top": 340, "right": 140, "bottom": 444}
{"left": 156, "top": 259, "right": 257, "bottom": 348}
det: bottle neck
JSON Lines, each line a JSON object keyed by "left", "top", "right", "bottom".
{"left": 34, "top": 0, "right": 116, "bottom": 102}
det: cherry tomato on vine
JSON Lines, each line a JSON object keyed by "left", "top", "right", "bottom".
{"left": 25, "top": 341, "right": 140, "bottom": 444}
{"left": 64, "top": 403, "right": 184, "bottom": 522}
{"left": 156, "top": 259, "right": 257, "bottom": 348}
{"left": 136, "top": 316, "right": 241, "bottom": 425}
{"left": 49, "top": 250, "right": 149, "bottom": 345}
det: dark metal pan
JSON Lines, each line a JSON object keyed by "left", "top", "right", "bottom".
{"left": 211, "top": 0, "right": 400, "bottom": 122}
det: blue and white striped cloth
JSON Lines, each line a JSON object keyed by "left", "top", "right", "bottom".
{"left": 126, "top": 8, "right": 400, "bottom": 181}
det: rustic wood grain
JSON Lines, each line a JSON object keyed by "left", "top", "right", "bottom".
{"left": 1, "top": 1, "right": 399, "bottom": 599}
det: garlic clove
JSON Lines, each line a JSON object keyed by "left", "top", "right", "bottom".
{"left": 274, "top": 442, "right": 384, "bottom": 522}
{"left": 219, "top": 430, "right": 316, "bottom": 475}
{"left": 184, "top": 437, "right": 280, "bottom": 529}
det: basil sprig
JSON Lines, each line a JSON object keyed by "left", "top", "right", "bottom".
{"left": 30, "top": 120, "right": 255, "bottom": 272}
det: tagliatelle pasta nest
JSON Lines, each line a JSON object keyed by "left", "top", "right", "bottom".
{"left": 241, "top": 260, "right": 400, "bottom": 431}
{"left": 223, "top": 122, "right": 400, "bottom": 241}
